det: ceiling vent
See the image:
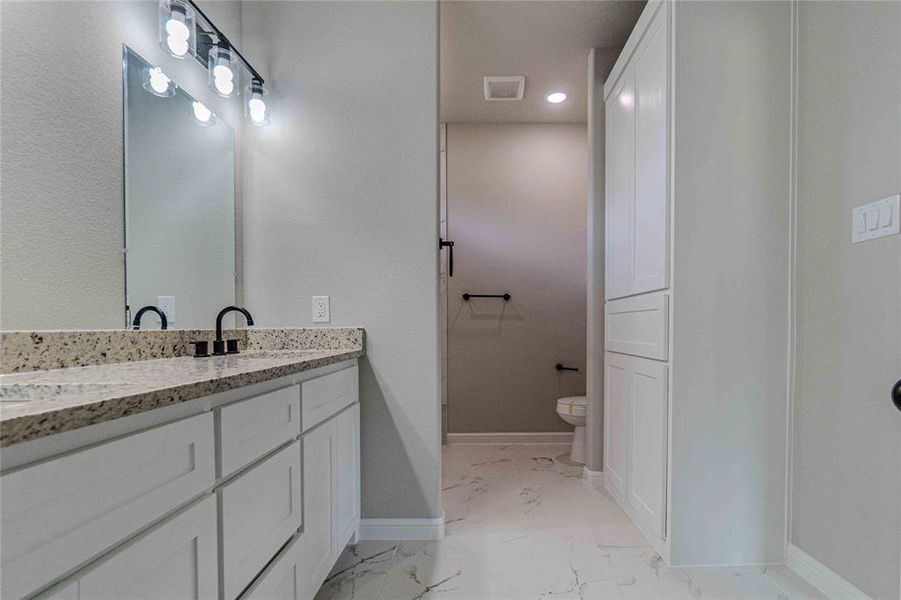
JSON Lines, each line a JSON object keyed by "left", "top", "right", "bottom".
{"left": 483, "top": 75, "right": 525, "bottom": 101}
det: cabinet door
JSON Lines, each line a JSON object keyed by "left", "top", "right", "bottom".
{"left": 334, "top": 404, "right": 361, "bottom": 553}
{"left": 240, "top": 534, "right": 301, "bottom": 600}
{"left": 299, "top": 420, "right": 336, "bottom": 600}
{"left": 0, "top": 413, "right": 214, "bottom": 599}
{"left": 605, "top": 73, "right": 636, "bottom": 300}
{"left": 77, "top": 496, "right": 218, "bottom": 600}
{"left": 627, "top": 357, "right": 668, "bottom": 540}
{"left": 631, "top": 10, "right": 669, "bottom": 295}
{"left": 221, "top": 440, "right": 303, "bottom": 600}
{"left": 604, "top": 352, "right": 631, "bottom": 498}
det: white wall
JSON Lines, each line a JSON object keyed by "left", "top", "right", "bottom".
{"left": 241, "top": 1, "right": 441, "bottom": 520}
{"left": 792, "top": 2, "right": 901, "bottom": 597}
{"left": 445, "top": 123, "right": 587, "bottom": 434}
{"left": 0, "top": 0, "right": 244, "bottom": 330}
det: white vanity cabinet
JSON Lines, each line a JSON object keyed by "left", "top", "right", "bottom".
{"left": 1, "top": 360, "right": 360, "bottom": 600}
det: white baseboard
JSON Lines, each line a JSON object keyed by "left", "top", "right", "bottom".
{"left": 358, "top": 514, "right": 445, "bottom": 541}
{"left": 582, "top": 467, "right": 605, "bottom": 490}
{"left": 786, "top": 544, "right": 870, "bottom": 599}
{"left": 446, "top": 432, "right": 573, "bottom": 445}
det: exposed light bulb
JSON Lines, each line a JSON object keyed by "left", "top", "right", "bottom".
{"left": 213, "top": 64, "right": 235, "bottom": 96}
{"left": 148, "top": 67, "right": 171, "bottom": 95}
{"left": 248, "top": 98, "right": 266, "bottom": 123}
{"left": 192, "top": 101, "right": 213, "bottom": 125}
{"left": 546, "top": 92, "right": 567, "bottom": 104}
{"left": 164, "top": 6, "right": 190, "bottom": 56}
{"left": 245, "top": 81, "right": 270, "bottom": 126}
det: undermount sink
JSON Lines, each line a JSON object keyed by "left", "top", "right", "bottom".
{"left": 0, "top": 382, "right": 132, "bottom": 403}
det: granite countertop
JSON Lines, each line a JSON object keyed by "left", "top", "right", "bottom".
{"left": 0, "top": 329, "right": 364, "bottom": 447}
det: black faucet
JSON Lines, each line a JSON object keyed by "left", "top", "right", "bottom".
{"left": 132, "top": 306, "right": 168, "bottom": 330}
{"left": 213, "top": 306, "right": 254, "bottom": 355}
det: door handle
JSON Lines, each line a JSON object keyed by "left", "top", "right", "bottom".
{"left": 439, "top": 238, "right": 455, "bottom": 277}
{"left": 893, "top": 378, "right": 901, "bottom": 413}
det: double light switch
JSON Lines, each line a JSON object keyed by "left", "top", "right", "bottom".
{"left": 852, "top": 194, "right": 899, "bottom": 243}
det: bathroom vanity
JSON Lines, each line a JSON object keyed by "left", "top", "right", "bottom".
{"left": 0, "top": 328, "right": 364, "bottom": 600}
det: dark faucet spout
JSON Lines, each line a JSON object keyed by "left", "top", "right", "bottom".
{"left": 215, "top": 306, "right": 255, "bottom": 342}
{"left": 132, "top": 306, "right": 168, "bottom": 330}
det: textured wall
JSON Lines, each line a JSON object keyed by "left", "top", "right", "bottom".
{"left": 0, "top": 1, "right": 244, "bottom": 330}
{"left": 241, "top": 1, "right": 441, "bottom": 520}
{"left": 792, "top": 2, "right": 901, "bottom": 596}
{"left": 446, "top": 124, "right": 587, "bottom": 434}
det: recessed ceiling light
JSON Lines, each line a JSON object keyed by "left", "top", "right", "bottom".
{"left": 546, "top": 92, "right": 567, "bottom": 104}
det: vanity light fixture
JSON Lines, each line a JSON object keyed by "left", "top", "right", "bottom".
{"left": 161, "top": 0, "right": 272, "bottom": 124}
{"left": 208, "top": 45, "right": 238, "bottom": 98}
{"left": 143, "top": 66, "right": 176, "bottom": 97}
{"left": 546, "top": 91, "right": 568, "bottom": 104}
{"left": 192, "top": 100, "right": 215, "bottom": 126}
{"left": 246, "top": 80, "right": 270, "bottom": 126}
{"left": 159, "top": 0, "right": 195, "bottom": 58}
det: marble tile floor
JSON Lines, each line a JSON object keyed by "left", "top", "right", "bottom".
{"left": 316, "top": 444, "right": 825, "bottom": 600}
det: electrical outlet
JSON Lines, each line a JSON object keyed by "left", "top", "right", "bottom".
{"left": 157, "top": 296, "right": 175, "bottom": 323}
{"left": 312, "top": 296, "right": 330, "bottom": 323}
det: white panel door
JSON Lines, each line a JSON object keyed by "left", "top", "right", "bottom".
{"left": 77, "top": 496, "right": 218, "bottom": 600}
{"left": 299, "top": 420, "right": 336, "bottom": 600}
{"left": 221, "top": 440, "right": 303, "bottom": 600}
{"left": 334, "top": 404, "right": 361, "bottom": 554}
{"left": 605, "top": 71, "right": 636, "bottom": 300}
{"left": 627, "top": 357, "right": 668, "bottom": 540}
{"left": 631, "top": 9, "right": 669, "bottom": 295}
{"left": 604, "top": 352, "right": 631, "bottom": 498}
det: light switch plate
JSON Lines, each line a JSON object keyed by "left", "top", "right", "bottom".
{"left": 157, "top": 296, "right": 175, "bottom": 323}
{"left": 312, "top": 296, "right": 330, "bottom": 323}
{"left": 852, "top": 194, "right": 899, "bottom": 243}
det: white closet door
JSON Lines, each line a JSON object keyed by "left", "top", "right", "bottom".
{"left": 627, "top": 357, "right": 668, "bottom": 540}
{"left": 631, "top": 9, "right": 669, "bottom": 295}
{"left": 604, "top": 352, "right": 631, "bottom": 497}
{"left": 605, "top": 72, "right": 636, "bottom": 300}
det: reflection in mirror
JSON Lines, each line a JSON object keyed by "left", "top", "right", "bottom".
{"left": 124, "top": 46, "right": 235, "bottom": 330}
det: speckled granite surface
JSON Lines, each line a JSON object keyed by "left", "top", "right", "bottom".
{"left": 0, "top": 328, "right": 364, "bottom": 446}
{"left": 1, "top": 327, "right": 364, "bottom": 373}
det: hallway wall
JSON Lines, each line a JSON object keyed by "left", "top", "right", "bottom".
{"left": 792, "top": 2, "right": 901, "bottom": 597}
{"left": 446, "top": 123, "right": 587, "bottom": 434}
{"left": 241, "top": 1, "right": 441, "bottom": 521}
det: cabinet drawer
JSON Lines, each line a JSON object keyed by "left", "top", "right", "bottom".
{"left": 77, "top": 496, "right": 218, "bottom": 600}
{"left": 1, "top": 413, "right": 215, "bottom": 599}
{"left": 301, "top": 366, "right": 358, "bottom": 432}
{"left": 605, "top": 293, "right": 669, "bottom": 360}
{"left": 239, "top": 533, "right": 301, "bottom": 600}
{"left": 221, "top": 440, "right": 302, "bottom": 600}
{"left": 220, "top": 384, "right": 301, "bottom": 477}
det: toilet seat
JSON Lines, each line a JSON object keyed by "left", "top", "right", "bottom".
{"left": 556, "top": 395, "right": 587, "bottom": 417}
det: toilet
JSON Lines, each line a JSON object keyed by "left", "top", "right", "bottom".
{"left": 556, "top": 396, "right": 588, "bottom": 464}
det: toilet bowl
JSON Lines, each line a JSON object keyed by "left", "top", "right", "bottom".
{"left": 556, "top": 396, "right": 587, "bottom": 464}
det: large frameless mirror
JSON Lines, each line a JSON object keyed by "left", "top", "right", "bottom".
{"left": 124, "top": 46, "right": 236, "bottom": 330}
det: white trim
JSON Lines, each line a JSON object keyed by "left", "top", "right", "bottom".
{"left": 357, "top": 516, "right": 445, "bottom": 541}
{"left": 784, "top": 0, "right": 800, "bottom": 558}
{"left": 582, "top": 467, "right": 605, "bottom": 492}
{"left": 603, "top": 0, "right": 664, "bottom": 99}
{"left": 787, "top": 544, "right": 871, "bottom": 600}
{"left": 445, "top": 432, "right": 574, "bottom": 445}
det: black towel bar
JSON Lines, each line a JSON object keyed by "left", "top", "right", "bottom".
{"left": 462, "top": 293, "right": 511, "bottom": 301}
